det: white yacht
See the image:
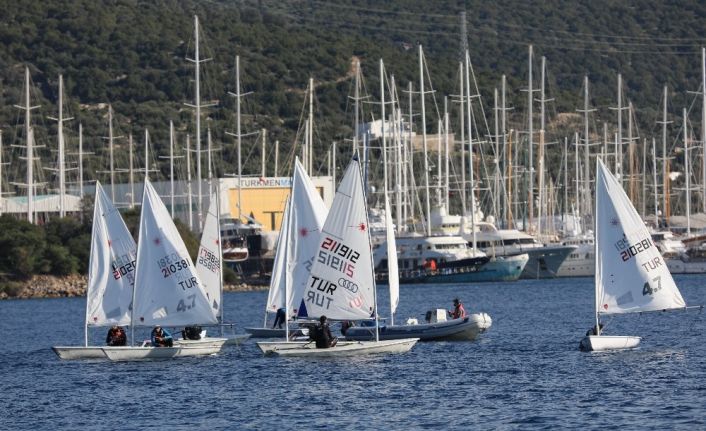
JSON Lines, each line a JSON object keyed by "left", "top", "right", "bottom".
{"left": 372, "top": 233, "right": 528, "bottom": 283}
{"left": 430, "top": 207, "right": 575, "bottom": 279}
{"left": 556, "top": 233, "right": 594, "bottom": 277}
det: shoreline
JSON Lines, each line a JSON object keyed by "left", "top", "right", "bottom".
{"left": 0, "top": 274, "right": 269, "bottom": 300}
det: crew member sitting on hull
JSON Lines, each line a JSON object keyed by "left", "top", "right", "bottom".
{"left": 181, "top": 325, "right": 202, "bottom": 340}
{"left": 106, "top": 325, "right": 127, "bottom": 346}
{"left": 311, "top": 315, "right": 338, "bottom": 349}
{"left": 151, "top": 325, "right": 173, "bottom": 347}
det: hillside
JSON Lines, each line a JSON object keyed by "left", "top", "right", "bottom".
{"left": 0, "top": 0, "right": 705, "bottom": 188}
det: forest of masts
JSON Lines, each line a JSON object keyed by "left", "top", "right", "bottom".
{"left": 2, "top": 16, "right": 706, "bottom": 239}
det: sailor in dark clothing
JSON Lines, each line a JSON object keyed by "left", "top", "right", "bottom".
{"left": 312, "top": 315, "right": 338, "bottom": 348}
{"left": 273, "top": 308, "right": 286, "bottom": 329}
{"left": 106, "top": 325, "right": 127, "bottom": 346}
{"left": 151, "top": 325, "right": 173, "bottom": 347}
{"left": 181, "top": 325, "right": 202, "bottom": 340}
{"left": 585, "top": 323, "right": 605, "bottom": 336}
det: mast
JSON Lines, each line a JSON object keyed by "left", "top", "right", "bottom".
{"left": 108, "top": 105, "right": 115, "bottom": 202}
{"left": 380, "top": 59, "right": 388, "bottom": 197}
{"left": 493, "top": 87, "right": 499, "bottom": 220}
{"left": 459, "top": 62, "right": 467, "bottom": 218}
{"left": 0, "top": 131, "right": 3, "bottom": 216}
{"left": 465, "top": 50, "right": 477, "bottom": 250}
{"left": 563, "top": 136, "right": 568, "bottom": 232}
{"left": 261, "top": 129, "right": 266, "bottom": 178}
{"left": 628, "top": 102, "right": 636, "bottom": 203}
{"left": 653, "top": 138, "right": 658, "bottom": 227}
{"left": 501, "top": 75, "right": 508, "bottom": 225}
{"left": 419, "top": 45, "right": 432, "bottom": 236}
{"left": 617, "top": 74, "right": 623, "bottom": 184}
{"left": 538, "top": 56, "right": 546, "bottom": 236}
{"left": 144, "top": 129, "right": 150, "bottom": 181}
{"left": 594, "top": 160, "right": 600, "bottom": 336}
{"left": 661, "top": 86, "right": 670, "bottom": 226}
{"left": 216, "top": 181, "right": 225, "bottom": 334}
{"left": 391, "top": 75, "right": 402, "bottom": 230}
{"left": 186, "top": 134, "right": 194, "bottom": 230}
{"left": 444, "top": 97, "right": 450, "bottom": 212}
{"left": 207, "top": 127, "right": 213, "bottom": 196}
{"left": 129, "top": 134, "right": 134, "bottom": 209}
{"left": 354, "top": 59, "right": 361, "bottom": 157}
{"left": 702, "top": 47, "right": 706, "bottom": 213}
{"left": 194, "top": 16, "right": 204, "bottom": 229}
{"left": 170, "top": 122, "right": 175, "bottom": 217}
{"left": 527, "top": 45, "right": 534, "bottom": 232}
{"left": 274, "top": 140, "right": 279, "bottom": 177}
{"left": 308, "top": 77, "right": 314, "bottom": 173}
{"left": 332, "top": 141, "right": 337, "bottom": 188}
{"left": 54, "top": 75, "right": 67, "bottom": 217}
{"left": 78, "top": 124, "right": 84, "bottom": 201}
{"left": 684, "top": 108, "right": 691, "bottom": 236}
{"left": 17, "top": 67, "right": 37, "bottom": 223}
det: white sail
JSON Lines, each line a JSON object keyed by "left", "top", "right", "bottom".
{"left": 288, "top": 158, "right": 329, "bottom": 314}
{"left": 195, "top": 193, "right": 222, "bottom": 318}
{"left": 85, "top": 181, "right": 137, "bottom": 326}
{"left": 385, "top": 195, "right": 399, "bottom": 317}
{"left": 133, "top": 180, "right": 217, "bottom": 327}
{"left": 266, "top": 196, "right": 292, "bottom": 313}
{"left": 298, "top": 159, "right": 375, "bottom": 320}
{"left": 595, "top": 159, "right": 685, "bottom": 314}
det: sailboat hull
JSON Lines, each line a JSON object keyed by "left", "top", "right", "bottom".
{"left": 579, "top": 335, "right": 641, "bottom": 352}
{"left": 102, "top": 344, "right": 224, "bottom": 361}
{"left": 269, "top": 338, "right": 419, "bottom": 357}
{"left": 52, "top": 346, "right": 107, "bottom": 360}
{"left": 244, "top": 327, "right": 308, "bottom": 338}
{"left": 173, "top": 337, "right": 230, "bottom": 348}
{"left": 344, "top": 313, "right": 492, "bottom": 342}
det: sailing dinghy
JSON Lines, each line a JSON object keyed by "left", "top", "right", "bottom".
{"left": 259, "top": 158, "right": 418, "bottom": 357}
{"left": 103, "top": 180, "right": 223, "bottom": 361}
{"left": 579, "top": 159, "right": 695, "bottom": 352}
{"left": 53, "top": 182, "right": 137, "bottom": 360}
{"left": 189, "top": 190, "right": 249, "bottom": 346}
{"left": 246, "top": 158, "right": 327, "bottom": 340}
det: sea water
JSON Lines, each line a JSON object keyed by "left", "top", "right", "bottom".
{"left": 1, "top": 275, "right": 704, "bottom": 429}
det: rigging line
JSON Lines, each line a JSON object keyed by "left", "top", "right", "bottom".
{"left": 282, "top": 0, "right": 706, "bottom": 43}
{"left": 276, "top": 13, "right": 704, "bottom": 55}
{"left": 275, "top": 1, "right": 706, "bottom": 44}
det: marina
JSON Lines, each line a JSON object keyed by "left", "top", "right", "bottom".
{"left": 2, "top": 1, "right": 706, "bottom": 429}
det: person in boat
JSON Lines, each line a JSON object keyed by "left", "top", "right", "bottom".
{"left": 181, "top": 325, "right": 202, "bottom": 340}
{"left": 273, "top": 307, "right": 286, "bottom": 329}
{"left": 585, "top": 323, "right": 605, "bottom": 336}
{"left": 449, "top": 298, "right": 467, "bottom": 319}
{"left": 106, "top": 325, "right": 127, "bottom": 346}
{"left": 423, "top": 258, "right": 438, "bottom": 272}
{"left": 312, "top": 315, "right": 338, "bottom": 349}
{"left": 340, "top": 320, "right": 354, "bottom": 336}
{"left": 151, "top": 325, "right": 173, "bottom": 347}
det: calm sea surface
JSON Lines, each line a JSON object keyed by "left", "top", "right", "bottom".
{"left": 1, "top": 275, "right": 705, "bottom": 430}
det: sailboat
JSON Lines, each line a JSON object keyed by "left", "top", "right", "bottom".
{"left": 186, "top": 189, "right": 250, "bottom": 346}
{"left": 53, "top": 182, "right": 137, "bottom": 360}
{"left": 102, "top": 180, "right": 224, "bottom": 361}
{"left": 344, "top": 196, "right": 492, "bottom": 341}
{"left": 259, "top": 158, "right": 418, "bottom": 357}
{"left": 579, "top": 159, "right": 693, "bottom": 352}
{"left": 245, "top": 158, "right": 327, "bottom": 338}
